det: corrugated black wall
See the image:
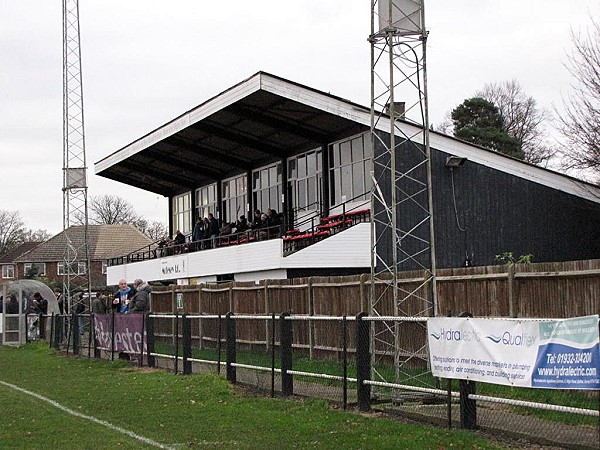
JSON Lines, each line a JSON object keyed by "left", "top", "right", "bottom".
{"left": 374, "top": 132, "right": 600, "bottom": 270}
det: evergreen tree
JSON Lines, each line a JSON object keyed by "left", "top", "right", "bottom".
{"left": 451, "top": 97, "right": 524, "bottom": 159}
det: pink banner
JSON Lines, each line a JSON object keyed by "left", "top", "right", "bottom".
{"left": 94, "top": 313, "right": 147, "bottom": 354}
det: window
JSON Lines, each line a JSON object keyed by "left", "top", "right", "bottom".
{"left": 222, "top": 174, "right": 247, "bottom": 223}
{"left": 2, "top": 264, "right": 14, "bottom": 279}
{"left": 287, "top": 148, "right": 322, "bottom": 214}
{"left": 329, "top": 132, "right": 372, "bottom": 205}
{"left": 24, "top": 263, "right": 46, "bottom": 277}
{"left": 252, "top": 162, "right": 282, "bottom": 214}
{"left": 195, "top": 183, "right": 218, "bottom": 221}
{"left": 172, "top": 192, "right": 192, "bottom": 234}
{"left": 102, "top": 262, "right": 107, "bottom": 275}
{"left": 57, "top": 261, "right": 86, "bottom": 275}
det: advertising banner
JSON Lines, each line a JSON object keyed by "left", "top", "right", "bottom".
{"left": 428, "top": 315, "right": 600, "bottom": 390}
{"left": 93, "top": 313, "right": 146, "bottom": 354}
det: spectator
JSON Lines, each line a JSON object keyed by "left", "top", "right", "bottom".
{"left": 207, "top": 213, "right": 219, "bottom": 247}
{"left": 174, "top": 230, "right": 186, "bottom": 253}
{"left": 54, "top": 288, "right": 66, "bottom": 314}
{"left": 219, "top": 221, "right": 233, "bottom": 236}
{"left": 267, "top": 208, "right": 281, "bottom": 226}
{"left": 32, "top": 292, "right": 48, "bottom": 339}
{"left": 113, "top": 279, "right": 133, "bottom": 314}
{"left": 129, "top": 279, "right": 151, "bottom": 313}
{"left": 236, "top": 215, "right": 248, "bottom": 233}
{"left": 192, "top": 218, "right": 204, "bottom": 250}
{"left": 6, "top": 295, "right": 19, "bottom": 314}
{"left": 72, "top": 291, "right": 86, "bottom": 336}
{"left": 92, "top": 291, "right": 109, "bottom": 314}
{"left": 251, "top": 209, "right": 262, "bottom": 228}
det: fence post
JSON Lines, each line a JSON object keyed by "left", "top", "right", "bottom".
{"left": 356, "top": 312, "right": 371, "bottom": 412}
{"left": 146, "top": 313, "right": 155, "bottom": 368}
{"left": 53, "top": 314, "right": 61, "bottom": 350}
{"left": 308, "top": 277, "right": 314, "bottom": 360}
{"left": 271, "top": 312, "right": 276, "bottom": 398}
{"left": 226, "top": 312, "right": 236, "bottom": 384}
{"left": 72, "top": 312, "right": 80, "bottom": 356}
{"left": 182, "top": 313, "right": 192, "bottom": 375}
{"left": 508, "top": 264, "right": 516, "bottom": 318}
{"left": 280, "top": 312, "right": 293, "bottom": 396}
{"left": 93, "top": 314, "right": 100, "bottom": 359}
{"left": 459, "top": 379, "right": 477, "bottom": 429}
{"left": 174, "top": 313, "right": 179, "bottom": 374}
{"left": 217, "top": 314, "right": 222, "bottom": 375}
{"left": 49, "top": 313, "right": 55, "bottom": 349}
{"left": 342, "top": 315, "right": 348, "bottom": 410}
{"left": 111, "top": 310, "right": 116, "bottom": 361}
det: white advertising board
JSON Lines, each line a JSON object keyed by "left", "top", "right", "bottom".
{"left": 428, "top": 315, "right": 600, "bottom": 390}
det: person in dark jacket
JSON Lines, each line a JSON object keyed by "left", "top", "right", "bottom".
{"left": 6, "top": 295, "right": 19, "bottom": 314}
{"left": 129, "top": 279, "right": 151, "bottom": 313}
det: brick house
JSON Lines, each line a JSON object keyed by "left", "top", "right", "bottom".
{"left": 0, "top": 242, "right": 42, "bottom": 284}
{"left": 12, "top": 224, "right": 154, "bottom": 291}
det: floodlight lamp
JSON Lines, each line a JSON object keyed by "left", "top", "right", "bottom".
{"left": 445, "top": 156, "right": 467, "bottom": 168}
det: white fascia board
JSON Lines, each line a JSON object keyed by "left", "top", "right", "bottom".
{"left": 95, "top": 75, "right": 262, "bottom": 174}
{"left": 371, "top": 114, "right": 600, "bottom": 204}
{"left": 260, "top": 75, "right": 373, "bottom": 127}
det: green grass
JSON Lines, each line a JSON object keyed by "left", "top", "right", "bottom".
{"left": 0, "top": 342, "right": 506, "bottom": 449}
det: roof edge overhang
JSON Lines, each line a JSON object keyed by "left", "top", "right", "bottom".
{"left": 94, "top": 71, "right": 600, "bottom": 205}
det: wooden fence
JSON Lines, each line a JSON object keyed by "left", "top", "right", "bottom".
{"left": 149, "top": 259, "right": 600, "bottom": 359}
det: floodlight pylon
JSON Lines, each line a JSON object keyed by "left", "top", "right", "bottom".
{"left": 369, "top": 0, "right": 438, "bottom": 391}
{"left": 62, "top": 0, "right": 91, "bottom": 314}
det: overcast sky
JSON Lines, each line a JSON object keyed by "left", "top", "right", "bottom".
{"left": 1, "top": 1, "right": 598, "bottom": 236}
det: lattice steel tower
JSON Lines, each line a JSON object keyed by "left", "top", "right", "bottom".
{"left": 369, "top": 0, "right": 437, "bottom": 386}
{"left": 62, "top": 0, "right": 91, "bottom": 312}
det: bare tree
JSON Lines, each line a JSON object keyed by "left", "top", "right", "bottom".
{"left": 22, "top": 229, "right": 51, "bottom": 243}
{"left": 88, "top": 194, "right": 142, "bottom": 225}
{"left": 87, "top": 194, "right": 166, "bottom": 240}
{"left": 0, "top": 210, "right": 26, "bottom": 254}
{"left": 142, "top": 221, "right": 168, "bottom": 241}
{"left": 477, "top": 80, "right": 555, "bottom": 165}
{"left": 556, "top": 17, "right": 600, "bottom": 180}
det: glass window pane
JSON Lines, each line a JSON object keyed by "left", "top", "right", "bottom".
{"left": 277, "top": 163, "right": 282, "bottom": 183}
{"left": 331, "top": 168, "right": 341, "bottom": 205}
{"left": 270, "top": 187, "right": 278, "bottom": 210}
{"left": 298, "top": 156, "right": 306, "bottom": 178}
{"left": 352, "top": 137, "right": 363, "bottom": 161}
{"left": 341, "top": 165, "right": 352, "bottom": 200}
{"left": 340, "top": 140, "right": 351, "bottom": 166}
{"left": 222, "top": 181, "right": 229, "bottom": 199}
{"left": 209, "top": 184, "right": 216, "bottom": 202}
{"left": 353, "top": 162, "right": 364, "bottom": 198}
{"left": 363, "top": 132, "right": 372, "bottom": 157}
{"left": 307, "top": 152, "right": 316, "bottom": 175}
{"left": 307, "top": 176, "right": 316, "bottom": 207}
{"left": 316, "top": 150, "right": 322, "bottom": 173}
{"left": 253, "top": 171, "right": 260, "bottom": 190}
{"left": 298, "top": 181, "right": 306, "bottom": 209}
{"left": 269, "top": 166, "right": 277, "bottom": 186}
{"left": 331, "top": 144, "right": 340, "bottom": 167}
{"left": 260, "top": 169, "right": 267, "bottom": 189}
{"left": 288, "top": 159, "right": 296, "bottom": 179}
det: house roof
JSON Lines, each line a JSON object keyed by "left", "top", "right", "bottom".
{"left": 0, "top": 242, "right": 42, "bottom": 264}
{"left": 95, "top": 71, "right": 600, "bottom": 205}
{"left": 13, "top": 224, "right": 154, "bottom": 262}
